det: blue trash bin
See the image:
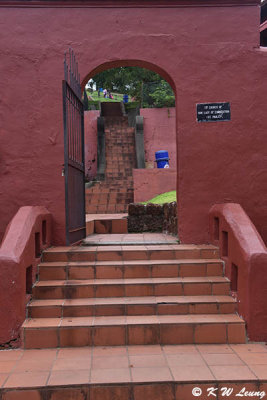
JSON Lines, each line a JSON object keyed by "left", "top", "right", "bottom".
{"left": 123, "top": 94, "right": 129, "bottom": 103}
{"left": 155, "top": 150, "right": 170, "bottom": 168}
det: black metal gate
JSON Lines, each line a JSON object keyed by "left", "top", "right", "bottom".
{"left": 62, "top": 49, "right": 86, "bottom": 245}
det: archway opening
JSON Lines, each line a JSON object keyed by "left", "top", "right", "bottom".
{"left": 81, "top": 61, "right": 178, "bottom": 237}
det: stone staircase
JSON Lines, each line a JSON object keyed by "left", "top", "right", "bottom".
{"left": 22, "top": 242, "right": 246, "bottom": 348}
{"left": 85, "top": 116, "right": 135, "bottom": 214}
{"left": 4, "top": 237, "right": 267, "bottom": 399}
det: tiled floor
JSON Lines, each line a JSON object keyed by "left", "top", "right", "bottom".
{"left": 83, "top": 232, "right": 179, "bottom": 246}
{"left": 1, "top": 343, "right": 267, "bottom": 389}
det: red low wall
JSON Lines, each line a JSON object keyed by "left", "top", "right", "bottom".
{"left": 209, "top": 203, "right": 267, "bottom": 341}
{"left": 133, "top": 169, "right": 176, "bottom": 203}
{"left": 84, "top": 110, "right": 100, "bottom": 181}
{"left": 0, "top": 207, "right": 52, "bottom": 346}
{"left": 140, "top": 108, "right": 176, "bottom": 168}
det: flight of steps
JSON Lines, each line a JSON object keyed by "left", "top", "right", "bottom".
{"left": 22, "top": 243, "right": 246, "bottom": 348}
{"left": 85, "top": 116, "right": 135, "bottom": 214}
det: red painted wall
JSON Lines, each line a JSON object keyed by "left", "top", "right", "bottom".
{"left": 84, "top": 110, "right": 99, "bottom": 181}
{"left": 133, "top": 169, "right": 176, "bottom": 203}
{"left": 0, "top": 1, "right": 266, "bottom": 245}
{"left": 0, "top": 207, "right": 52, "bottom": 345}
{"left": 209, "top": 204, "right": 267, "bottom": 341}
{"left": 140, "top": 108, "right": 176, "bottom": 168}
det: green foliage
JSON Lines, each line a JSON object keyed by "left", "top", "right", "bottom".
{"left": 142, "top": 191, "right": 177, "bottom": 205}
{"left": 148, "top": 80, "right": 175, "bottom": 108}
{"left": 90, "top": 67, "right": 175, "bottom": 108}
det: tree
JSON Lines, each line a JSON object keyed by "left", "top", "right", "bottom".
{"left": 90, "top": 67, "right": 175, "bottom": 108}
{"left": 148, "top": 80, "right": 175, "bottom": 108}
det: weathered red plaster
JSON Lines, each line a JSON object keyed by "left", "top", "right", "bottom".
{"left": 84, "top": 110, "right": 100, "bottom": 181}
{"left": 209, "top": 203, "right": 267, "bottom": 341}
{"left": 133, "top": 169, "right": 176, "bottom": 203}
{"left": 0, "top": 207, "right": 52, "bottom": 345}
{"left": 140, "top": 107, "right": 176, "bottom": 168}
{"left": 0, "top": 1, "right": 266, "bottom": 246}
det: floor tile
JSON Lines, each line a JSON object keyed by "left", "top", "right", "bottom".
{"left": 248, "top": 365, "right": 267, "bottom": 379}
{"left": 129, "top": 355, "right": 167, "bottom": 368}
{"left": 0, "top": 351, "right": 23, "bottom": 361}
{"left": 170, "top": 365, "right": 215, "bottom": 381}
{"left": 4, "top": 371, "right": 49, "bottom": 388}
{"left": 163, "top": 345, "right": 198, "bottom": 354}
{"left": 166, "top": 354, "right": 206, "bottom": 367}
{"left": 92, "top": 356, "right": 129, "bottom": 369}
{"left": 92, "top": 346, "right": 127, "bottom": 357}
{"left": 0, "top": 361, "right": 18, "bottom": 374}
{"left": 201, "top": 353, "right": 245, "bottom": 366}
{"left": 20, "top": 349, "right": 57, "bottom": 361}
{"left": 14, "top": 359, "right": 53, "bottom": 372}
{"left": 197, "top": 344, "right": 233, "bottom": 354}
{"left": 236, "top": 353, "right": 267, "bottom": 365}
{"left": 131, "top": 367, "right": 173, "bottom": 382}
{"left": 57, "top": 347, "right": 92, "bottom": 359}
{"left": 48, "top": 369, "right": 89, "bottom": 385}
{"left": 231, "top": 344, "right": 267, "bottom": 354}
{"left": 0, "top": 373, "right": 8, "bottom": 387}
{"left": 209, "top": 365, "right": 257, "bottom": 380}
{"left": 90, "top": 368, "right": 131, "bottom": 383}
{"left": 52, "top": 357, "right": 91, "bottom": 371}
{"left": 127, "top": 345, "right": 163, "bottom": 355}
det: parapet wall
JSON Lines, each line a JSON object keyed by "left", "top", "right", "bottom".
{"left": 140, "top": 107, "right": 176, "bottom": 168}
{"left": 133, "top": 169, "right": 176, "bottom": 203}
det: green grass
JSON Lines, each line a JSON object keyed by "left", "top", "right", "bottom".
{"left": 142, "top": 190, "right": 177, "bottom": 205}
{"left": 86, "top": 90, "right": 125, "bottom": 103}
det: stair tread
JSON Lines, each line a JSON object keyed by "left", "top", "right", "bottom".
{"left": 34, "top": 276, "right": 229, "bottom": 287}
{"left": 44, "top": 244, "right": 219, "bottom": 253}
{"left": 39, "top": 258, "right": 223, "bottom": 267}
{"left": 28, "top": 295, "right": 236, "bottom": 307}
{"left": 23, "top": 313, "right": 244, "bottom": 328}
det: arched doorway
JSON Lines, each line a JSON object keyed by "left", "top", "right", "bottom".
{"left": 80, "top": 60, "right": 178, "bottom": 238}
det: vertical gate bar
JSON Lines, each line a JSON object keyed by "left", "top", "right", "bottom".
{"left": 81, "top": 99, "right": 86, "bottom": 228}
{"left": 62, "top": 81, "right": 70, "bottom": 245}
{"left": 71, "top": 92, "right": 74, "bottom": 161}
{"left": 78, "top": 101, "right": 80, "bottom": 163}
{"left": 78, "top": 107, "right": 82, "bottom": 164}
{"left": 74, "top": 95, "right": 77, "bottom": 162}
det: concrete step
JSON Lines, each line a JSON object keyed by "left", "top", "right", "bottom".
{"left": 32, "top": 277, "right": 230, "bottom": 300}
{"left": 22, "top": 314, "right": 246, "bottom": 348}
{"left": 28, "top": 295, "right": 236, "bottom": 318}
{"left": 38, "top": 259, "right": 224, "bottom": 281}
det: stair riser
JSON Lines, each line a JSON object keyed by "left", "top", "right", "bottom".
{"left": 22, "top": 322, "right": 246, "bottom": 348}
{"left": 38, "top": 263, "right": 223, "bottom": 280}
{"left": 33, "top": 282, "right": 230, "bottom": 299}
{"left": 2, "top": 382, "right": 265, "bottom": 400}
{"left": 43, "top": 249, "right": 220, "bottom": 262}
{"left": 28, "top": 302, "right": 236, "bottom": 318}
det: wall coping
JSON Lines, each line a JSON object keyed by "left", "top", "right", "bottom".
{"left": 209, "top": 203, "right": 266, "bottom": 258}
{"left": 0, "top": 0, "right": 260, "bottom": 7}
